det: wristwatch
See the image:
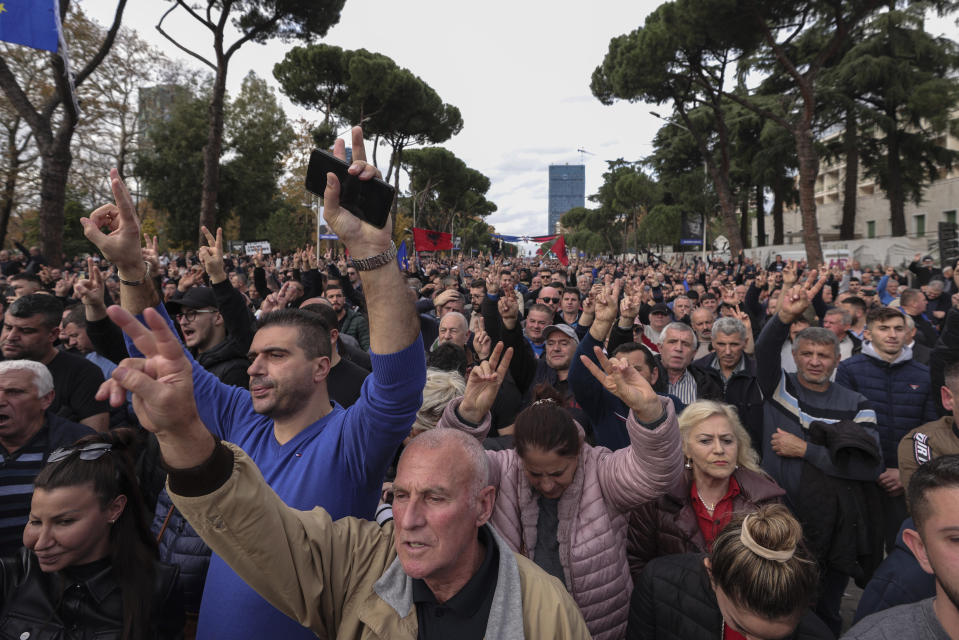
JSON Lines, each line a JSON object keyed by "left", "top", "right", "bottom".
{"left": 349, "top": 242, "right": 397, "bottom": 272}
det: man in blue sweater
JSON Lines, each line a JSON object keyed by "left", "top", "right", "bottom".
{"left": 81, "top": 127, "right": 425, "bottom": 640}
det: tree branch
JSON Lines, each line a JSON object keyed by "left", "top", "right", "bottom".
{"left": 0, "top": 57, "right": 49, "bottom": 146}
{"left": 75, "top": 0, "right": 128, "bottom": 86}
{"left": 224, "top": 13, "right": 282, "bottom": 60}
{"left": 156, "top": 3, "right": 217, "bottom": 71}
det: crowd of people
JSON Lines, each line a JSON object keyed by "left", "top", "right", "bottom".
{"left": 0, "top": 127, "right": 958, "bottom": 639}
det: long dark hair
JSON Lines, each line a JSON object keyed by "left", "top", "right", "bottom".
{"left": 34, "top": 428, "right": 157, "bottom": 640}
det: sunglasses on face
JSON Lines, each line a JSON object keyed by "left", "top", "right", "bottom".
{"left": 539, "top": 297, "right": 561, "bottom": 304}
{"left": 48, "top": 442, "right": 112, "bottom": 463}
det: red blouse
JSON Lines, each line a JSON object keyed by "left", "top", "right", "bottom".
{"left": 690, "top": 475, "right": 741, "bottom": 549}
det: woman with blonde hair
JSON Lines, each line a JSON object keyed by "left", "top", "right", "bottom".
{"left": 627, "top": 504, "right": 832, "bottom": 639}
{"left": 627, "top": 399, "right": 785, "bottom": 581}
{"left": 409, "top": 368, "right": 466, "bottom": 438}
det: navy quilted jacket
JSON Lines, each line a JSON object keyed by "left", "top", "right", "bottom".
{"left": 835, "top": 346, "right": 937, "bottom": 468}
{"left": 151, "top": 487, "right": 211, "bottom": 615}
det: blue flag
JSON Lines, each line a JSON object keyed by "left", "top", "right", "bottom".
{"left": 0, "top": 0, "right": 60, "bottom": 52}
{"left": 397, "top": 240, "right": 409, "bottom": 271}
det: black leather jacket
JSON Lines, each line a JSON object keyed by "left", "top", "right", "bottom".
{"left": 0, "top": 549, "right": 183, "bottom": 639}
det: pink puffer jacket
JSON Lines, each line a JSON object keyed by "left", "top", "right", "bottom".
{"left": 439, "top": 396, "right": 682, "bottom": 640}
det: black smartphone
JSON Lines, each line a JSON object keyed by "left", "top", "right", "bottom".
{"left": 305, "top": 149, "right": 395, "bottom": 229}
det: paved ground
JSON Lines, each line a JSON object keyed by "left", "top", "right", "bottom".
{"left": 841, "top": 583, "right": 865, "bottom": 634}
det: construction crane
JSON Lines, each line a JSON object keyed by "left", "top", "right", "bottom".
{"left": 577, "top": 148, "right": 595, "bottom": 164}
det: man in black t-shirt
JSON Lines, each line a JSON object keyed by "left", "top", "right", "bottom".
{"left": 0, "top": 294, "right": 109, "bottom": 432}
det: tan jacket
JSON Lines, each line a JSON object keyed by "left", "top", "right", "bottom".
{"left": 170, "top": 443, "right": 590, "bottom": 640}
{"left": 899, "top": 416, "right": 959, "bottom": 493}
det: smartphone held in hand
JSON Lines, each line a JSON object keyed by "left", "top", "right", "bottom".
{"left": 305, "top": 149, "right": 395, "bottom": 229}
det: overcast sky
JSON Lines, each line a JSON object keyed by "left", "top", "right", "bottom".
{"left": 83, "top": 0, "right": 669, "bottom": 236}
{"left": 82, "top": 1, "right": 956, "bottom": 239}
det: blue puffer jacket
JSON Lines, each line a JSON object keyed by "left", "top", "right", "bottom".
{"left": 853, "top": 518, "right": 935, "bottom": 623}
{"left": 835, "top": 344, "right": 937, "bottom": 468}
{"left": 151, "top": 487, "right": 211, "bottom": 615}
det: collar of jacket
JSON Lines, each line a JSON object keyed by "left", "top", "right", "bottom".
{"left": 662, "top": 468, "right": 784, "bottom": 511}
{"left": 53, "top": 559, "right": 118, "bottom": 605}
{"left": 369, "top": 524, "right": 526, "bottom": 639}
{"left": 861, "top": 341, "right": 913, "bottom": 366}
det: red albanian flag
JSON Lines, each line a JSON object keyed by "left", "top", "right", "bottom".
{"left": 535, "top": 235, "right": 569, "bottom": 266}
{"left": 413, "top": 227, "right": 453, "bottom": 252}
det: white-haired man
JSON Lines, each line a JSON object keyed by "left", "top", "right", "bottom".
{"left": 0, "top": 360, "right": 92, "bottom": 554}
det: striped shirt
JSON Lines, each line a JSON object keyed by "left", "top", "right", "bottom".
{"left": 0, "top": 426, "right": 50, "bottom": 556}
{"left": 669, "top": 369, "right": 698, "bottom": 406}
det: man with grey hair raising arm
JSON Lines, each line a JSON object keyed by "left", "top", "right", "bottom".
{"left": 755, "top": 282, "right": 884, "bottom": 635}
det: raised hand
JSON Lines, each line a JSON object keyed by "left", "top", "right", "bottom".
{"left": 458, "top": 342, "right": 513, "bottom": 423}
{"left": 74, "top": 258, "right": 106, "bottom": 309}
{"left": 778, "top": 285, "right": 811, "bottom": 324}
{"left": 498, "top": 289, "right": 519, "bottom": 330}
{"left": 782, "top": 260, "right": 798, "bottom": 286}
{"left": 198, "top": 226, "right": 227, "bottom": 284}
{"left": 471, "top": 327, "right": 492, "bottom": 361}
{"left": 54, "top": 273, "right": 77, "bottom": 298}
{"left": 96, "top": 306, "right": 212, "bottom": 468}
{"left": 322, "top": 126, "right": 392, "bottom": 259}
{"left": 81, "top": 168, "right": 143, "bottom": 275}
{"left": 142, "top": 233, "right": 160, "bottom": 278}
{"left": 178, "top": 265, "right": 205, "bottom": 292}
{"left": 593, "top": 283, "right": 620, "bottom": 325}
{"left": 579, "top": 346, "right": 662, "bottom": 423}
{"left": 805, "top": 269, "right": 828, "bottom": 301}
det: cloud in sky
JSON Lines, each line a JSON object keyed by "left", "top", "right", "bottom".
{"left": 84, "top": 0, "right": 668, "bottom": 237}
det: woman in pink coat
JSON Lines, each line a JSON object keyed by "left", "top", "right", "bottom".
{"left": 439, "top": 344, "right": 683, "bottom": 640}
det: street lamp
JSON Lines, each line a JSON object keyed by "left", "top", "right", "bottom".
{"left": 650, "top": 110, "right": 708, "bottom": 261}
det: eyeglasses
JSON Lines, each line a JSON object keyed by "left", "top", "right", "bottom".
{"left": 175, "top": 309, "right": 218, "bottom": 323}
{"left": 48, "top": 442, "right": 112, "bottom": 463}
{"left": 539, "top": 297, "right": 561, "bottom": 304}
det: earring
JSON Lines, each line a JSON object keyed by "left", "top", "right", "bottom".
{"left": 684, "top": 459, "right": 692, "bottom": 470}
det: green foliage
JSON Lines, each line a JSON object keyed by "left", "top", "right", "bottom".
{"left": 274, "top": 45, "right": 463, "bottom": 189}
{"left": 229, "top": 0, "right": 346, "bottom": 43}
{"left": 221, "top": 72, "right": 295, "bottom": 240}
{"left": 637, "top": 203, "right": 682, "bottom": 246}
{"left": 401, "top": 146, "right": 496, "bottom": 233}
{"left": 561, "top": 206, "right": 619, "bottom": 255}
{"left": 135, "top": 91, "right": 211, "bottom": 247}
{"left": 254, "top": 198, "right": 315, "bottom": 253}
{"left": 137, "top": 72, "right": 295, "bottom": 247}
{"left": 830, "top": 7, "right": 959, "bottom": 234}
{"left": 272, "top": 44, "right": 349, "bottom": 123}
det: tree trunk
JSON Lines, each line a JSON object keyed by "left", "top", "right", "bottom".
{"left": 887, "top": 126, "right": 907, "bottom": 237}
{"left": 38, "top": 144, "right": 72, "bottom": 268}
{"left": 0, "top": 127, "right": 23, "bottom": 249}
{"left": 772, "top": 181, "right": 784, "bottom": 245}
{"left": 739, "top": 189, "right": 750, "bottom": 250}
{"left": 755, "top": 183, "right": 765, "bottom": 247}
{"left": 794, "top": 126, "right": 824, "bottom": 266}
{"left": 200, "top": 63, "right": 229, "bottom": 243}
{"left": 708, "top": 164, "right": 743, "bottom": 255}
{"left": 840, "top": 109, "right": 858, "bottom": 240}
